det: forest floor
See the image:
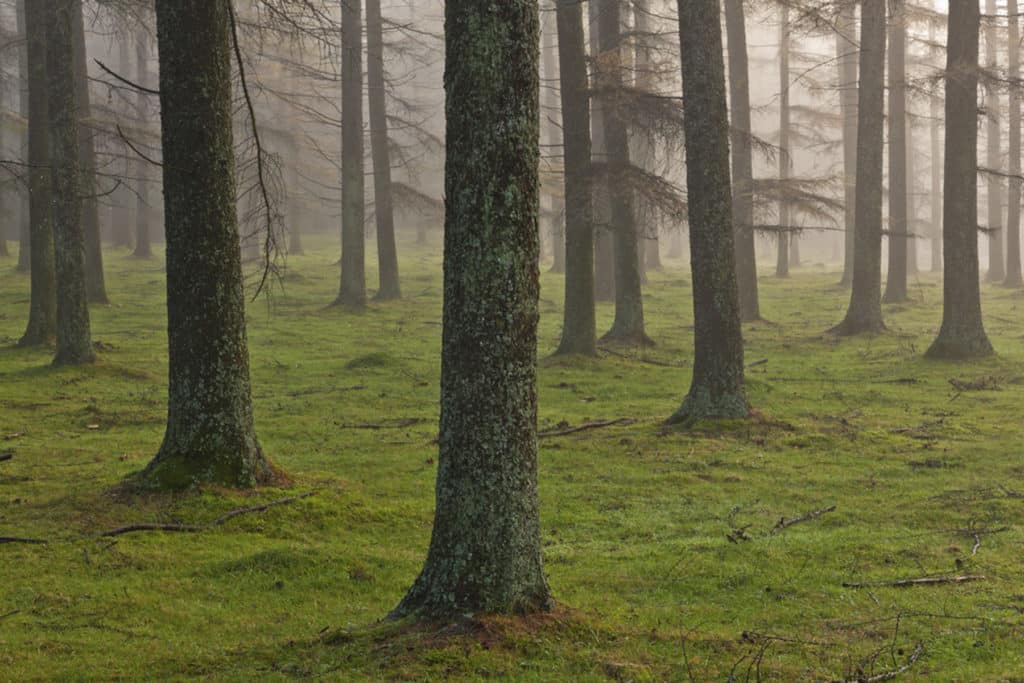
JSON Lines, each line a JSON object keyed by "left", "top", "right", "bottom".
{"left": 1, "top": 237, "right": 1023, "bottom": 682}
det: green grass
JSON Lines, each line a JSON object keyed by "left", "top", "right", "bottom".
{"left": 1, "top": 236, "right": 1023, "bottom": 681}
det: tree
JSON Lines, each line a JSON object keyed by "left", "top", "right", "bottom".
{"left": 836, "top": 1, "right": 858, "bottom": 286}
{"left": 928, "top": 15, "right": 943, "bottom": 273}
{"left": 984, "top": 0, "right": 1004, "bottom": 282}
{"left": 588, "top": 1, "right": 615, "bottom": 303}
{"left": 830, "top": 0, "right": 886, "bottom": 335}
{"left": 776, "top": 4, "right": 791, "bottom": 279}
{"left": 1007, "top": 0, "right": 1023, "bottom": 287}
{"left": 882, "top": 0, "right": 908, "bottom": 304}
{"left": 141, "top": 0, "right": 273, "bottom": 488}
{"left": 553, "top": 0, "right": 596, "bottom": 357}
{"left": 926, "top": 0, "right": 992, "bottom": 359}
{"left": 15, "top": 0, "right": 30, "bottom": 273}
{"left": 667, "top": 0, "right": 747, "bottom": 425}
{"left": 133, "top": 25, "right": 154, "bottom": 259}
{"left": 392, "top": 0, "right": 551, "bottom": 618}
{"left": 336, "top": 0, "right": 365, "bottom": 307}
{"left": 17, "top": 0, "right": 56, "bottom": 348}
{"left": 723, "top": 0, "right": 760, "bottom": 322}
{"left": 367, "top": 0, "right": 401, "bottom": 300}
{"left": 541, "top": 2, "right": 566, "bottom": 275}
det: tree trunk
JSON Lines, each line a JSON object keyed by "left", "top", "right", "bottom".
{"left": 366, "top": 0, "right": 400, "bottom": 300}
{"left": 633, "top": 0, "right": 660, "bottom": 274}
{"left": 830, "top": 0, "right": 886, "bottom": 335}
{"left": 776, "top": 4, "right": 790, "bottom": 279}
{"left": 111, "top": 31, "right": 134, "bottom": 250}
{"left": 554, "top": 0, "right": 596, "bottom": 357}
{"left": 723, "top": 0, "right": 760, "bottom": 322}
{"left": 15, "top": 0, "right": 30, "bottom": 272}
{"left": 1007, "top": 0, "right": 1023, "bottom": 287}
{"left": 542, "top": 2, "right": 566, "bottom": 275}
{"left": 18, "top": 0, "right": 56, "bottom": 347}
{"left": 133, "top": 26, "right": 153, "bottom": 259}
{"left": 929, "top": 18, "right": 943, "bottom": 273}
{"left": 925, "top": 0, "right": 992, "bottom": 359}
{"left": 142, "top": 0, "right": 273, "bottom": 489}
{"left": 883, "top": 1, "right": 908, "bottom": 303}
{"left": 336, "top": 0, "right": 366, "bottom": 307}
{"left": 668, "top": 0, "right": 747, "bottom": 424}
{"left": 588, "top": 0, "right": 615, "bottom": 303}
{"left": 837, "top": 2, "right": 858, "bottom": 286}
{"left": 392, "top": 0, "right": 552, "bottom": 618}
{"left": 906, "top": 109, "right": 918, "bottom": 276}
{"left": 984, "top": 0, "right": 1004, "bottom": 282}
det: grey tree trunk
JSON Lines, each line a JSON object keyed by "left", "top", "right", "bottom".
{"left": 336, "top": 0, "right": 366, "bottom": 307}
{"left": 15, "top": 0, "right": 29, "bottom": 272}
{"left": 906, "top": 109, "right": 918, "bottom": 275}
{"left": 392, "top": 0, "right": 551, "bottom": 618}
{"left": 723, "top": 0, "right": 760, "bottom": 322}
{"left": 633, "top": 0, "right": 660, "bottom": 273}
{"left": 542, "top": 2, "right": 566, "bottom": 275}
{"left": 984, "top": 0, "right": 1004, "bottom": 282}
{"left": 929, "top": 18, "right": 942, "bottom": 273}
{"left": 554, "top": 0, "right": 596, "bottom": 357}
{"left": 367, "top": 0, "right": 400, "bottom": 300}
{"left": 18, "top": 0, "right": 56, "bottom": 347}
{"left": 588, "top": 0, "right": 615, "bottom": 302}
{"left": 837, "top": 2, "right": 858, "bottom": 286}
{"left": 776, "top": 4, "right": 790, "bottom": 279}
{"left": 883, "top": 2, "right": 908, "bottom": 303}
{"left": 668, "top": 0, "right": 747, "bottom": 424}
{"left": 142, "top": 0, "right": 273, "bottom": 489}
{"left": 926, "top": 1, "right": 992, "bottom": 358}
{"left": 111, "top": 31, "right": 134, "bottom": 250}
{"left": 1007, "top": 0, "right": 1023, "bottom": 287}
{"left": 133, "top": 26, "right": 153, "bottom": 259}
{"left": 831, "top": 0, "right": 886, "bottom": 335}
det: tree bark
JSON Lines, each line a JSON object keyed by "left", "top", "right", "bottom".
{"left": 776, "top": 4, "right": 791, "bottom": 279}
{"left": 724, "top": 0, "right": 760, "bottom": 322}
{"left": 906, "top": 107, "right": 918, "bottom": 276}
{"left": 392, "top": 0, "right": 551, "bottom": 618}
{"left": 15, "top": 0, "right": 30, "bottom": 272}
{"left": 142, "top": 0, "right": 273, "bottom": 489}
{"left": 633, "top": 0, "right": 660, "bottom": 273}
{"left": 668, "top": 0, "right": 747, "bottom": 424}
{"left": 554, "top": 0, "right": 596, "bottom": 356}
{"left": 926, "top": 1, "right": 992, "bottom": 358}
{"left": 110, "top": 31, "right": 134, "bottom": 250}
{"left": 18, "top": 0, "right": 56, "bottom": 347}
{"left": 588, "top": 0, "right": 615, "bottom": 303}
{"left": 929, "top": 17, "right": 943, "bottom": 273}
{"left": 132, "top": 26, "right": 153, "bottom": 259}
{"left": 336, "top": 0, "right": 366, "bottom": 307}
{"left": 542, "top": 2, "right": 566, "bottom": 275}
{"left": 883, "top": 1, "right": 908, "bottom": 303}
{"left": 837, "top": 2, "right": 858, "bottom": 286}
{"left": 984, "top": 0, "right": 1004, "bottom": 282}
{"left": 830, "top": 0, "right": 886, "bottom": 335}
{"left": 1007, "top": 0, "right": 1023, "bottom": 287}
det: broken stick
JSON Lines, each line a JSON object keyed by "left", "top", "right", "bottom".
{"left": 769, "top": 504, "right": 837, "bottom": 535}
{"left": 842, "top": 575, "right": 984, "bottom": 589}
{"left": 538, "top": 418, "right": 635, "bottom": 438}
{"left": 0, "top": 453, "right": 12, "bottom": 464}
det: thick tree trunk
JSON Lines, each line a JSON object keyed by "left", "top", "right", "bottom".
{"left": 554, "top": 0, "right": 596, "bottom": 356}
{"left": 724, "top": 0, "right": 760, "bottom": 322}
{"left": 831, "top": 0, "right": 886, "bottom": 335}
{"left": 133, "top": 27, "right": 153, "bottom": 259}
{"left": 837, "top": 2, "right": 858, "bottom": 286}
{"left": 366, "top": 0, "right": 400, "bottom": 300}
{"left": 142, "top": 0, "right": 273, "bottom": 489}
{"left": 393, "top": 0, "right": 551, "bottom": 618}
{"left": 926, "top": 1, "right": 992, "bottom": 359}
{"left": 588, "top": 1, "right": 615, "bottom": 302}
{"left": 776, "top": 5, "right": 790, "bottom": 279}
{"left": 542, "top": 2, "right": 566, "bottom": 275}
{"left": 929, "top": 18, "right": 943, "bottom": 273}
{"left": 1007, "top": 0, "right": 1023, "bottom": 287}
{"left": 883, "top": 2, "right": 908, "bottom": 303}
{"left": 18, "top": 0, "right": 56, "bottom": 347}
{"left": 668, "top": 0, "right": 747, "bottom": 424}
{"left": 336, "top": 0, "right": 366, "bottom": 307}
{"left": 984, "top": 0, "right": 1004, "bottom": 282}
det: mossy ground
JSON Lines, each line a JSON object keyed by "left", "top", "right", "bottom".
{"left": 1, "top": 237, "right": 1023, "bottom": 681}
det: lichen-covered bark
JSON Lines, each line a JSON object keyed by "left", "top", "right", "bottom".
{"left": 775, "top": 4, "right": 791, "bottom": 279}
{"left": 554, "top": 0, "right": 596, "bottom": 357}
{"left": 668, "top": 0, "right": 747, "bottom": 425}
{"left": 1006, "top": 0, "right": 1023, "bottom": 287}
{"left": 926, "top": 1, "right": 993, "bottom": 359}
{"left": 367, "top": 0, "right": 400, "bottom": 301}
{"left": 133, "top": 26, "right": 153, "bottom": 259}
{"left": 984, "top": 0, "right": 1004, "bottom": 283}
{"left": 723, "top": 0, "right": 760, "bottom": 322}
{"left": 831, "top": 0, "right": 886, "bottom": 335}
{"left": 336, "top": 0, "right": 366, "bottom": 307}
{"left": 15, "top": 0, "right": 31, "bottom": 273}
{"left": 393, "top": 0, "right": 551, "bottom": 619}
{"left": 142, "top": 0, "right": 272, "bottom": 489}
{"left": 18, "top": 0, "right": 56, "bottom": 348}
{"left": 837, "top": 2, "right": 858, "bottom": 287}
{"left": 883, "top": 2, "right": 908, "bottom": 304}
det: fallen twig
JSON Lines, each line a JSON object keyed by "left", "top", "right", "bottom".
{"left": 843, "top": 575, "right": 984, "bottom": 589}
{"left": 0, "top": 536, "right": 48, "bottom": 545}
{"left": 335, "top": 418, "right": 424, "bottom": 430}
{"left": 747, "top": 358, "right": 769, "bottom": 368}
{"left": 0, "top": 609, "right": 19, "bottom": 620}
{"left": 971, "top": 533, "right": 981, "bottom": 556}
{"left": 598, "top": 347, "right": 683, "bottom": 367}
{"left": 769, "top": 504, "right": 836, "bottom": 535}
{"left": 833, "top": 642, "right": 923, "bottom": 683}
{"left": 0, "top": 453, "right": 11, "bottom": 463}
{"left": 538, "top": 418, "right": 635, "bottom": 438}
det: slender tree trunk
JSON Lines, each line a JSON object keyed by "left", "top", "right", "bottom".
{"left": 1007, "top": 0, "right": 1023, "bottom": 287}
{"left": 926, "top": 1, "right": 992, "bottom": 359}
{"left": 588, "top": 0, "right": 615, "bottom": 302}
{"left": 18, "top": 0, "right": 56, "bottom": 347}
{"left": 633, "top": 0, "right": 660, "bottom": 273}
{"left": 542, "top": 2, "right": 566, "bottom": 275}
{"left": 336, "top": 0, "right": 366, "bottom": 307}
{"left": 393, "top": 0, "right": 551, "bottom": 618}
{"left": 776, "top": 4, "right": 790, "bottom": 278}
{"left": 929, "top": 18, "right": 943, "bottom": 273}
{"left": 668, "top": 0, "right": 747, "bottom": 424}
{"left": 132, "top": 26, "right": 153, "bottom": 259}
{"left": 831, "top": 0, "right": 886, "bottom": 335}
{"left": 554, "top": 0, "right": 596, "bottom": 356}
{"left": 984, "top": 0, "right": 1004, "bottom": 282}
{"left": 366, "top": 0, "right": 400, "bottom": 300}
{"left": 906, "top": 109, "right": 918, "bottom": 276}
{"left": 15, "top": 0, "right": 30, "bottom": 271}
{"left": 111, "top": 32, "right": 134, "bottom": 250}
{"left": 142, "top": 0, "right": 273, "bottom": 489}
{"left": 724, "top": 0, "right": 760, "bottom": 322}
{"left": 883, "top": 2, "right": 908, "bottom": 303}
{"left": 838, "top": 2, "right": 858, "bottom": 286}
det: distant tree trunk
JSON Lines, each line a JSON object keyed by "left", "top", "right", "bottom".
{"left": 366, "top": 0, "right": 400, "bottom": 300}
{"left": 668, "top": 0, "right": 747, "bottom": 424}
{"left": 724, "top": 0, "right": 760, "bottom": 322}
{"left": 554, "top": 0, "right": 596, "bottom": 356}
{"left": 906, "top": 110, "right": 918, "bottom": 276}
{"left": 392, "top": 0, "right": 552, "bottom": 618}
{"left": 142, "top": 0, "right": 273, "bottom": 489}
{"left": 837, "top": 2, "right": 858, "bottom": 286}
{"left": 1007, "top": 0, "right": 1023, "bottom": 287}
{"left": 133, "top": 26, "right": 153, "bottom": 259}
{"left": 883, "top": 1, "right": 908, "bottom": 303}
{"left": 775, "top": 4, "right": 790, "bottom": 279}
{"left": 18, "top": 0, "right": 56, "bottom": 347}
{"left": 633, "top": 0, "right": 660, "bottom": 273}
{"left": 929, "top": 18, "right": 942, "bottom": 273}
{"left": 984, "top": 0, "right": 1004, "bottom": 282}
{"left": 111, "top": 32, "right": 134, "bottom": 250}
{"left": 588, "top": 0, "right": 614, "bottom": 302}
{"left": 542, "top": 2, "right": 566, "bottom": 275}
{"left": 15, "top": 0, "right": 30, "bottom": 272}
{"left": 926, "top": 1, "right": 992, "bottom": 359}
{"left": 830, "top": 0, "right": 886, "bottom": 335}
{"left": 336, "top": 0, "right": 366, "bottom": 307}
